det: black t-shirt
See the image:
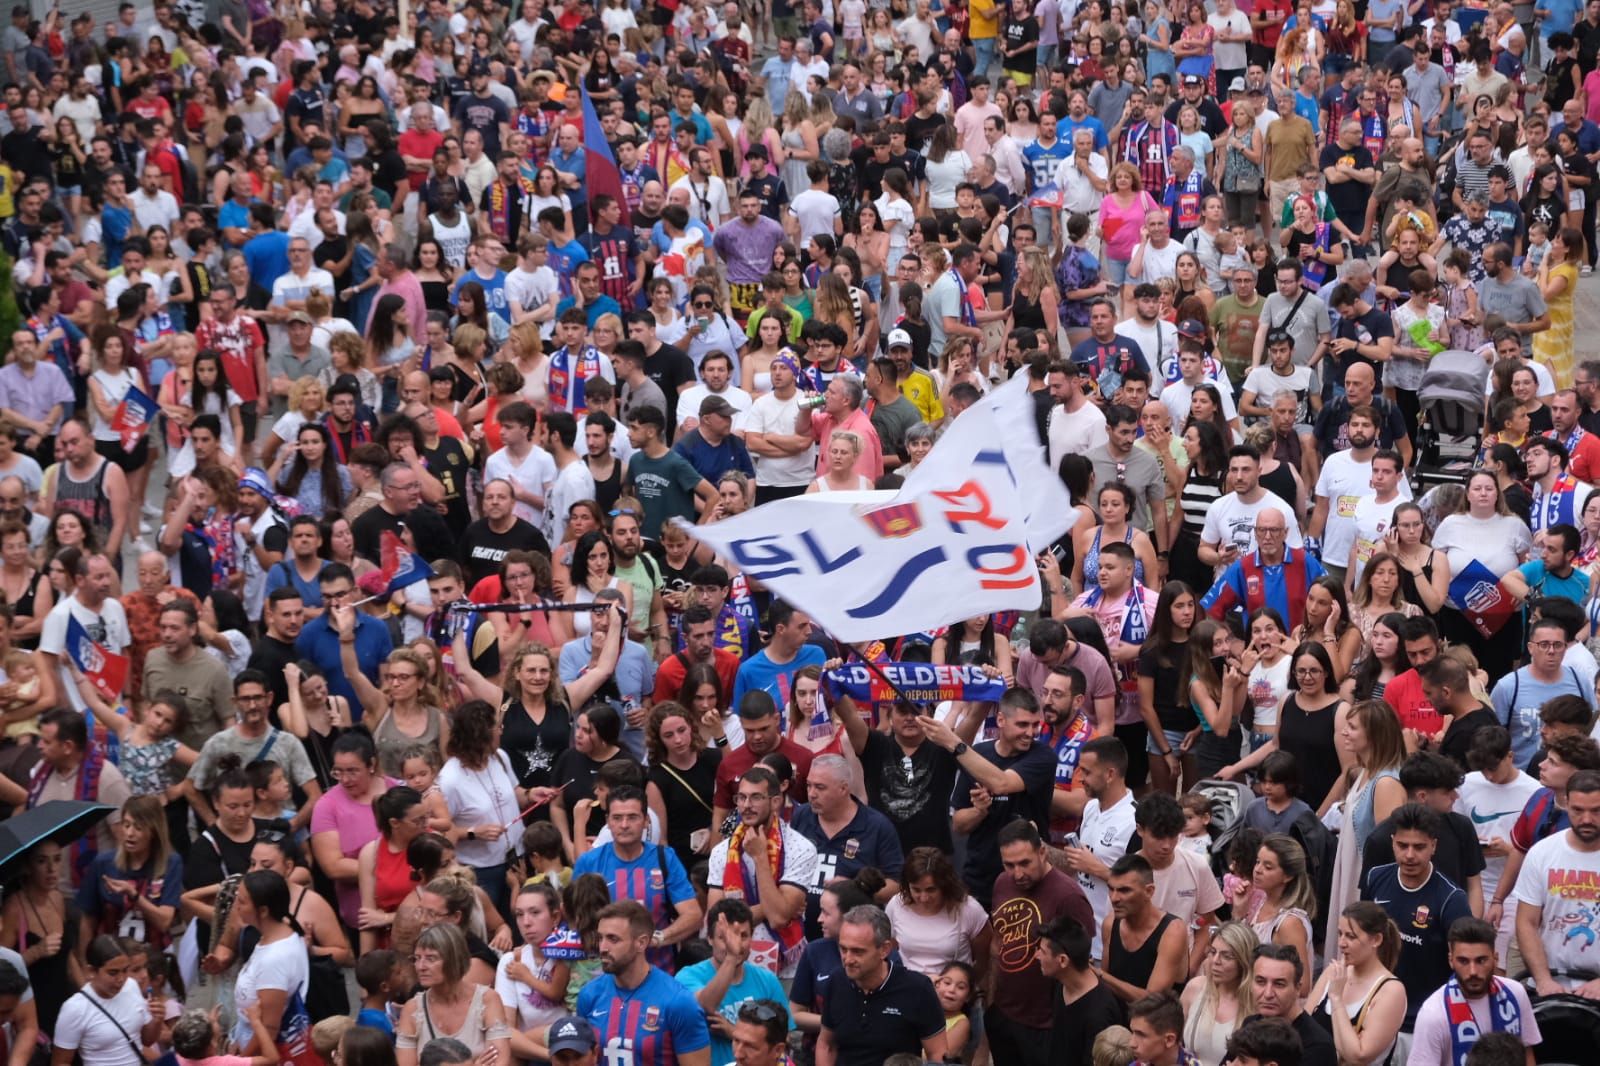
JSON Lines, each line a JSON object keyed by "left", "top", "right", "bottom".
{"left": 1050, "top": 979, "right": 1126, "bottom": 1065}
{"left": 952, "top": 739, "right": 1057, "bottom": 900}
{"left": 1239, "top": 1013, "right": 1337, "bottom": 1066}
{"left": 643, "top": 343, "right": 696, "bottom": 427}
{"left": 248, "top": 634, "right": 301, "bottom": 717}
{"left": 453, "top": 92, "right": 511, "bottom": 157}
{"left": 1332, "top": 305, "right": 1395, "bottom": 386}
{"left": 313, "top": 235, "right": 349, "bottom": 284}
{"left": 372, "top": 149, "right": 409, "bottom": 204}
{"left": 905, "top": 112, "right": 945, "bottom": 153}
{"left": 1137, "top": 643, "right": 1192, "bottom": 732}
{"left": 501, "top": 698, "right": 572, "bottom": 792}
{"left": 1001, "top": 14, "right": 1040, "bottom": 73}
{"left": 1439, "top": 707, "right": 1501, "bottom": 773}
{"left": 458, "top": 517, "right": 550, "bottom": 588}
{"left": 184, "top": 825, "right": 258, "bottom": 947}
{"left": 860, "top": 731, "right": 960, "bottom": 856}
{"left": 351, "top": 504, "right": 405, "bottom": 565}
{"left": 820, "top": 962, "right": 945, "bottom": 1066}
{"left": 1360, "top": 863, "right": 1473, "bottom": 1027}
{"left": 422, "top": 436, "right": 475, "bottom": 539}
{"left": 555, "top": 746, "right": 635, "bottom": 838}
{"left": 1361, "top": 810, "right": 1487, "bottom": 891}
{"left": 1318, "top": 143, "right": 1376, "bottom": 230}
{"left": 648, "top": 748, "right": 722, "bottom": 870}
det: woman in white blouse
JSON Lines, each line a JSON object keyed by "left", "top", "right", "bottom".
{"left": 884, "top": 847, "right": 991, "bottom": 976}
{"left": 51, "top": 935, "right": 159, "bottom": 1066}
{"left": 439, "top": 699, "right": 524, "bottom": 922}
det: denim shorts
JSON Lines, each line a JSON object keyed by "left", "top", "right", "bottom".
{"left": 1146, "top": 728, "right": 1189, "bottom": 756}
{"left": 1105, "top": 256, "right": 1131, "bottom": 285}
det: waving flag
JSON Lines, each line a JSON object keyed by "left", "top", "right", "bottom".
{"left": 679, "top": 376, "right": 1073, "bottom": 642}
{"left": 579, "top": 83, "right": 628, "bottom": 226}
{"left": 110, "top": 385, "right": 158, "bottom": 450}
{"left": 1029, "top": 183, "right": 1065, "bottom": 209}
{"left": 65, "top": 614, "right": 128, "bottom": 700}
{"left": 379, "top": 530, "right": 435, "bottom": 595}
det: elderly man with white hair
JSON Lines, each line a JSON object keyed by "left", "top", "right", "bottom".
{"left": 1136, "top": 400, "right": 1189, "bottom": 526}
{"left": 789, "top": 754, "right": 903, "bottom": 939}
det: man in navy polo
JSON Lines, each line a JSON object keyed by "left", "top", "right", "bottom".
{"left": 791, "top": 755, "right": 904, "bottom": 940}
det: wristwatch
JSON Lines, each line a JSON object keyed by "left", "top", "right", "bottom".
{"left": 951, "top": 741, "right": 969, "bottom": 757}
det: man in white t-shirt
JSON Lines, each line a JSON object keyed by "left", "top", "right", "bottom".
{"left": 1345, "top": 450, "right": 1412, "bottom": 588}
{"left": 542, "top": 411, "right": 597, "bottom": 551}
{"left": 38, "top": 551, "right": 131, "bottom": 715}
{"left": 1116, "top": 288, "right": 1179, "bottom": 383}
{"left": 505, "top": 235, "right": 561, "bottom": 337}
{"left": 1456, "top": 728, "right": 1541, "bottom": 966}
{"left": 1160, "top": 345, "right": 1239, "bottom": 430}
{"left": 1408, "top": 916, "right": 1541, "bottom": 1066}
{"left": 1513, "top": 770, "right": 1600, "bottom": 994}
{"left": 1065, "top": 735, "right": 1137, "bottom": 961}
{"left": 483, "top": 400, "right": 558, "bottom": 527}
{"left": 1309, "top": 409, "right": 1411, "bottom": 586}
{"left": 785, "top": 162, "right": 842, "bottom": 249}
{"left": 1200, "top": 448, "right": 1304, "bottom": 569}
{"left": 678, "top": 352, "right": 754, "bottom": 437}
{"left": 1046, "top": 362, "right": 1109, "bottom": 469}
{"left": 741, "top": 354, "right": 816, "bottom": 502}
{"left": 1138, "top": 792, "right": 1223, "bottom": 969}
{"left": 1241, "top": 330, "right": 1321, "bottom": 425}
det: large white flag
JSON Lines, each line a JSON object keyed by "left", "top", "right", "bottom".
{"left": 681, "top": 376, "right": 1073, "bottom": 642}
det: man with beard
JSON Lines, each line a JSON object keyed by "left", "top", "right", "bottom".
{"left": 1408, "top": 917, "right": 1542, "bottom": 1066}
{"left": 140, "top": 599, "right": 234, "bottom": 751}
{"left": 1309, "top": 410, "right": 1409, "bottom": 585}
{"left": 182, "top": 669, "right": 321, "bottom": 830}
{"left": 706, "top": 764, "right": 818, "bottom": 979}
{"left": 1515, "top": 769, "right": 1600, "bottom": 995}
{"left": 1527, "top": 436, "right": 1593, "bottom": 537}
{"left": 926, "top": 689, "right": 1055, "bottom": 908}
{"left": 458, "top": 477, "right": 548, "bottom": 588}
{"left": 576, "top": 901, "right": 711, "bottom": 1066}
{"left": 248, "top": 587, "right": 306, "bottom": 709}
{"left": 982, "top": 820, "right": 1094, "bottom": 1066}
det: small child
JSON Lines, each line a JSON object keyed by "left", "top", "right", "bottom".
{"left": 1384, "top": 190, "right": 1436, "bottom": 245}
{"left": 934, "top": 961, "right": 975, "bottom": 1056}
{"left": 172, "top": 1005, "right": 279, "bottom": 1066}
{"left": 0, "top": 648, "right": 40, "bottom": 740}
{"left": 399, "top": 743, "right": 453, "bottom": 833}
{"left": 354, "top": 949, "right": 403, "bottom": 1038}
{"left": 520, "top": 821, "right": 573, "bottom": 891}
{"left": 1223, "top": 827, "right": 1266, "bottom": 921}
{"left": 1523, "top": 221, "right": 1551, "bottom": 276}
{"left": 247, "top": 760, "right": 297, "bottom": 827}
{"left": 1478, "top": 397, "right": 1529, "bottom": 463}
{"left": 1241, "top": 751, "right": 1317, "bottom": 835}
{"left": 1439, "top": 248, "right": 1484, "bottom": 351}
{"left": 310, "top": 1017, "right": 352, "bottom": 1064}
{"left": 1214, "top": 230, "right": 1248, "bottom": 280}
{"left": 1092, "top": 1025, "right": 1136, "bottom": 1066}
{"left": 1155, "top": 277, "right": 1178, "bottom": 321}
{"left": 1178, "top": 794, "right": 1212, "bottom": 856}
{"left": 584, "top": 760, "right": 661, "bottom": 851}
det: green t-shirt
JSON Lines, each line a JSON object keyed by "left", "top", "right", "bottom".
{"left": 339, "top": 186, "right": 393, "bottom": 212}
{"left": 626, "top": 449, "right": 706, "bottom": 538}
{"left": 870, "top": 395, "right": 923, "bottom": 458}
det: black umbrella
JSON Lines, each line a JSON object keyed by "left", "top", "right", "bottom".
{"left": 0, "top": 801, "right": 116, "bottom": 887}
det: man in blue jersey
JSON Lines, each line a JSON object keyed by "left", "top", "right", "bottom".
{"left": 579, "top": 900, "right": 713, "bottom": 1066}
{"left": 574, "top": 786, "right": 703, "bottom": 970}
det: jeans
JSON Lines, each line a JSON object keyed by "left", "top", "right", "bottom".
{"left": 471, "top": 861, "right": 511, "bottom": 924}
{"left": 972, "top": 36, "right": 998, "bottom": 78}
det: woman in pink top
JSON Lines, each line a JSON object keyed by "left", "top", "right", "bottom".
{"left": 310, "top": 731, "right": 401, "bottom": 929}
{"left": 1100, "top": 162, "right": 1162, "bottom": 289}
{"left": 884, "top": 847, "right": 993, "bottom": 976}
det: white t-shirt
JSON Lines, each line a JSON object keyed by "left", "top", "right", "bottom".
{"left": 1077, "top": 790, "right": 1137, "bottom": 960}
{"left": 1207, "top": 9, "right": 1252, "bottom": 70}
{"left": 231, "top": 935, "right": 309, "bottom": 1050}
{"left": 787, "top": 188, "right": 842, "bottom": 249}
{"left": 885, "top": 893, "right": 990, "bottom": 976}
{"left": 1314, "top": 452, "right": 1412, "bottom": 573}
{"left": 1481, "top": 355, "right": 1555, "bottom": 398}
{"left": 40, "top": 593, "right": 131, "bottom": 712}
{"left": 679, "top": 385, "right": 754, "bottom": 432}
{"left": 671, "top": 175, "right": 733, "bottom": 227}
{"left": 707, "top": 824, "right": 819, "bottom": 978}
{"left": 1151, "top": 846, "right": 1226, "bottom": 943}
{"left": 495, "top": 945, "right": 568, "bottom": 1033}
{"left": 1348, "top": 492, "right": 1409, "bottom": 581}
{"left": 1241, "top": 365, "right": 1320, "bottom": 424}
{"left": 1513, "top": 830, "right": 1600, "bottom": 988}
{"left": 506, "top": 265, "right": 562, "bottom": 339}
{"left": 287, "top": 206, "right": 347, "bottom": 251}
{"left": 744, "top": 391, "right": 817, "bottom": 488}
{"left": 1409, "top": 979, "right": 1540, "bottom": 1066}
{"left": 54, "top": 979, "right": 149, "bottom": 1066}
{"left": 1132, "top": 239, "right": 1183, "bottom": 286}
{"left": 1047, "top": 401, "right": 1110, "bottom": 470}
{"left": 1161, "top": 377, "right": 1238, "bottom": 428}
{"left": 1200, "top": 489, "right": 1305, "bottom": 555}
{"left": 130, "top": 188, "right": 181, "bottom": 232}
{"left": 484, "top": 444, "right": 558, "bottom": 526}
{"left": 545, "top": 459, "right": 598, "bottom": 549}
{"left": 1455, "top": 770, "right": 1541, "bottom": 901}
{"left": 439, "top": 751, "right": 522, "bottom": 868}
{"left": 1116, "top": 318, "right": 1178, "bottom": 382}
{"left": 1432, "top": 512, "right": 1532, "bottom": 585}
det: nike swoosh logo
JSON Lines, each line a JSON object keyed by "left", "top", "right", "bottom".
{"left": 1471, "top": 808, "right": 1522, "bottom": 825}
{"left": 1373, "top": 899, "right": 1390, "bottom": 905}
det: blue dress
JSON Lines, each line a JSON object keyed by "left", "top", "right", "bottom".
{"left": 348, "top": 242, "right": 377, "bottom": 330}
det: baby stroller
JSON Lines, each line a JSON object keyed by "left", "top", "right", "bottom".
{"left": 1191, "top": 779, "right": 1255, "bottom": 882}
{"left": 1532, "top": 991, "right": 1600, "bottom": 1065}
{"left": 1412, "top": 350, "right": 1489, "bottom": 491}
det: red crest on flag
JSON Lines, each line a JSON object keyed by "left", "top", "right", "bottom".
{"left": 861, "top": 502, "right": 922, "bottom": 538}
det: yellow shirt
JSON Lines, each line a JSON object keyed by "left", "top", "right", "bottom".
{"left": 969, "top": 0, "right": 1000, "bottom": 39}
{"left": 0, "top": 164, "right": 16, "bottom": 220}
{"left": 899, "top": 369, "right": 945, "bottom": 423}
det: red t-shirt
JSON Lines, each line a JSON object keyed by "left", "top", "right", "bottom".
{"left": 713, "top": 738, "right": 815, "bottom": 808}
{"left": 398, "top": 129, "right": 445, "bottom": 191}
{"left": 653, "top": 646, "right": 740, "bottom": 705}
{"left": 1383, "top": 668, "right": 1442, "bottom": 733}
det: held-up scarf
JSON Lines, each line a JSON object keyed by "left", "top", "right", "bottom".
{"left": 1534, "top": 473, "right": 1583, "bottom": 532}
{"left": 486, "top": 180, "right": 514, "bottom": 242}
{"left": 1048, "top": 707, "right": 1095, "bottom": 789}
{"left": 949, "top": 270, "right": 977, "bottom": 327}
{"left": 723, "top": 818, "right": 805, "bottom": 954}
{"left": 1444, "top": 974, "right": 1521, "bottom": 1066}
{"left": 1360, "top": 110, "right": 1386, "bottom": 159}
{"left": 28, "top": 742, "right": 107, "bottom": 883}
{"left": 1301, "top": 223, "right": 1335, "bottom": 291}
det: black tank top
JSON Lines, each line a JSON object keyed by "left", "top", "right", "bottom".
{"left": 1107, "top": 912, "right": 1179, "bottom": 994}
{"left": 1258, "top": 462, "right": 1298, "bottom": 512}
{"left": 1011, "top": 287, "right": 1047, "bottom": 331}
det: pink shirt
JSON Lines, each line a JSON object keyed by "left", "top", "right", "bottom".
{"left": 310, "top": 776, "right": 402, "bottom": 926}
{"left": 810, "top": 406, "right": 883, "bottom": 482}
{"left": 1100, "top": 191, "right": 1160, "bottom": 262}
{"left": 367, "top": 271, "right": 429, "bottom": 342}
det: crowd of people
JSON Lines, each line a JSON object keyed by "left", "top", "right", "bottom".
{"left": 4, "top": 0, "right": 1600, "bottom": 1065}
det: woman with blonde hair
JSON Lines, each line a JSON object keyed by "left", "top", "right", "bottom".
{"left": 1217, "top": 100, "right": 1263, "bottom": 229}
{"left": 346, "top": 646, "right": 450, "bottom": 778}
{"left": 938, "top": 336, "right": 988, "bottom": 407}
{"left": 79, "top": 794, "right": 182, "bottom": 945}
{"left": 1099, "top": 162, "right": 1161, "bottom": 290}
{"left": 812, "top": 273, "right": 859, "bottom": 355}
{"left": 1008, "top": 247, "right": 1059, "bottom": 350}
{"left": 808, "top": 431, "right": 873, "bottom": 493}
{"left": 779, "top": 93, "right": 821, "bottom": 211}
{"left": 1179, "top": 921, "right": 1258, "bottom": 1066}
{"left": 1324, "top": 700, "right": 1407, "bottom": 959}
{"left": 503, "top": 319, "right": 549, "bottom": 410}
{"left": 741, "top": 94, "right": 784, "bottom": 180}
{"left": 261, "top": 375, "right": 328, "bottom": 466}
{"left": 1230, "top": 833, "right": 1316, "bottom": 996}
{"left": 1307, "top": 902, "right": 1406, "bottom": 1066}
